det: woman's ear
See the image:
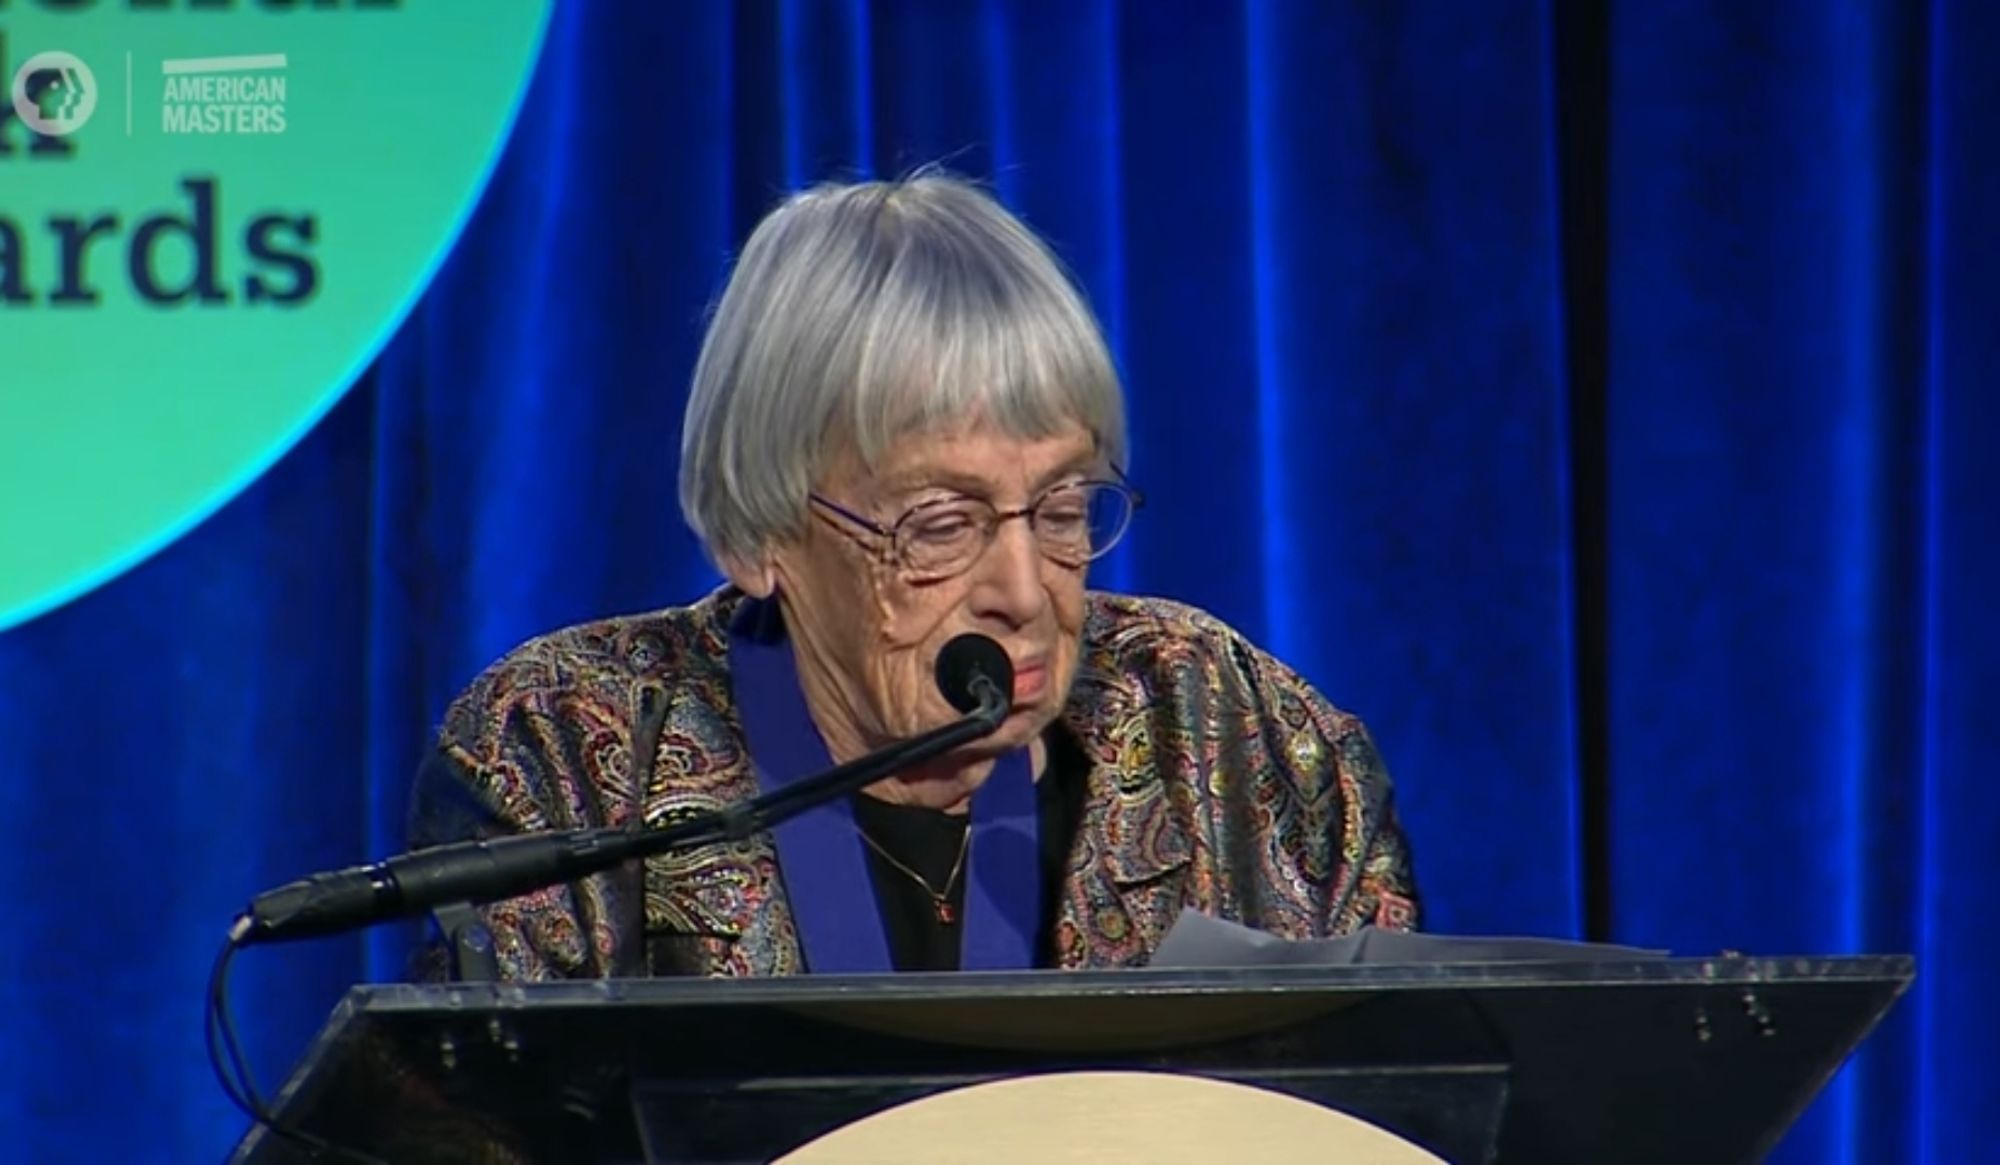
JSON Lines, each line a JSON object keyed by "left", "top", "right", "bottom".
{"left": 719, "top": 551, "right": 778, "bottom": 599}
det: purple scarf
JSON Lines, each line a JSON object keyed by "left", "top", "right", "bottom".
{"left": 728, "top": 598, "right": 1041, "bottom": 972}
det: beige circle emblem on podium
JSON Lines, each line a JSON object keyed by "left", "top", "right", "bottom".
{"left": 775, "top": 1070, "right": 1448, "bottom": 1164}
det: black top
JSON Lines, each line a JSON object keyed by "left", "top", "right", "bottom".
{"left": 850, "top": 727, "right": 1088, "bottom": 970}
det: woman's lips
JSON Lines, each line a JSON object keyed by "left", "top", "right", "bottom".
{"left": 1011, "top": 661, "right": 1048, "bottom": 703}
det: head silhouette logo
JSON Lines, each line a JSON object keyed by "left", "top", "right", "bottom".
{"left": 10, "top": 50, "right": 96, "bottom": 137}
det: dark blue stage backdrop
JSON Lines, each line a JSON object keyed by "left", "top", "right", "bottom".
{"left": 1, "top": 2, "right": 1993, "bottom": 1161}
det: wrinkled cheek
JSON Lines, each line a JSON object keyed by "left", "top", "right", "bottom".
{"left": 1050, "top": 591, "right": 1088, "bottom": 652}
{"left": 865, "top": 651, "right": 942, "bottom": 733}
{"left": 860, "top": 560, "right": 911, "bottom": 644}
{"left": 1047, "top": 564, "right": 1087, "bottom": 623}
{"left": 855, "top": 574, "right": 932, "bottom": 716}
{"left": 1052, "top": 600, "right": 1088, "bottom": 691}
{"left": 870, "top": 566, "right": 973, "bottom": 652}
{"left": 1051, "top": 644, "right": 1083, "bottom": 704}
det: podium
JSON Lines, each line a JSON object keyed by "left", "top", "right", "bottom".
{"left": 230, "top": 955, "right": 1911, "bottom": 1164}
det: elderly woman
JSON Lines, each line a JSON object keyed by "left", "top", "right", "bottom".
{"left": 410, "top": 172, "right": 1419, "bottom": 981}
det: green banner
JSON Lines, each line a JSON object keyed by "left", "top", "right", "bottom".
{"left": 0, "top": 0, "right": 550, "bottom": 630}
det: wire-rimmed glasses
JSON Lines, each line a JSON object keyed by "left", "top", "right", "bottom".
{"left": 810, "top": 472, "right": 1143, "bottom": 582}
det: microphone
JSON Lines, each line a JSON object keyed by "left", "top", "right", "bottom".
{"left": 240, "top": 634, "right": 1016, "bottom": 945}
{"left": 242, "top": 828, "right": 640, "bottom": 945}
{"left": 935, "top": 632, "right": 1013, "bottom": 722}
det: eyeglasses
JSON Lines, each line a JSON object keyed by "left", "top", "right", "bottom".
{"left": 809, "top": 470, "right": 1143, "bottom": 582}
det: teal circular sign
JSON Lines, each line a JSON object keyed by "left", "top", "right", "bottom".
{"left": 0, "top": 0, "right": 550, "bottom": 630}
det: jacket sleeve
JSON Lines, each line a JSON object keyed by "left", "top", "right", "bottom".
{"left": 1320, "top": 718, "right": 1422, "bottom": 932}
{"left": 1233, "top": 634, "right": 1423, "bottom": 934}
{"left": 406, "top": 662, "right": 637, "bottom": 982}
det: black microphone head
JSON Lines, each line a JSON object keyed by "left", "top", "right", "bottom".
{"left": 935, "top": 634, "right": 1014, "bottom": 715}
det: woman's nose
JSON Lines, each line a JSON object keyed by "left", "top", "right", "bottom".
{"left": 969, "top": 515, "right": 1049, "bottom": 625}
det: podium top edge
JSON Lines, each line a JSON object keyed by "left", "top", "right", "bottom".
{"left": 342, "top": 953, "right": 1915, "bottom": 1013}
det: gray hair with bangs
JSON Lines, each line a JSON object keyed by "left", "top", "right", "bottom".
{"left": 678, "top": 171, "right": 1127, "bottom": 568}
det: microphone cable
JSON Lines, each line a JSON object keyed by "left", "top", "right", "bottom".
{"left": 205, "top": 915, "right": 387, "bottom": 1164}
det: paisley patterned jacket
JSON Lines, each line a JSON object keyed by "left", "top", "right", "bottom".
{"left": 409, "top": 587, "right": 1420, "bottom": 981}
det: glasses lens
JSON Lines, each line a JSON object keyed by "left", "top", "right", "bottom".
{"left": 1034, "top": 483, "right": 1133, "bottom": 563}
{"left": 897, "top": 499, "right": 990, "bottom": 576}
{"left": 1082, "top": 484, "right": 1134, "bottom": 558}
{"left": 893, "top": 483, "right": 1138, "bottom": 579}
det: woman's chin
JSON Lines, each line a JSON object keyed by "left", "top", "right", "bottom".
{"left": 973, "top": 706, "right": 1055, "bottom": 754}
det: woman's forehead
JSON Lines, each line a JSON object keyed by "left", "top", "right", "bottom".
{"left": 863, "top": 426, "right": 1098, "bottom": 494}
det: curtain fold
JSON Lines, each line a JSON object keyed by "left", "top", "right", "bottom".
{"left": 0, "top": 2, "right": 1990, "bottom": 1160}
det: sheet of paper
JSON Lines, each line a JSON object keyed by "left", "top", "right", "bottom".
{"left": 1149, "top": 909, "right": 1668, "bottom": 969}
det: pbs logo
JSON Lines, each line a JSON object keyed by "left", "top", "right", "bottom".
{"left": 11, "top": 50, "right": 98, "bottom": 137}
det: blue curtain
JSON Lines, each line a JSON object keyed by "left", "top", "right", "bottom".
{"left": 1, "top": 2, "right": 1992, "bottom": 1160}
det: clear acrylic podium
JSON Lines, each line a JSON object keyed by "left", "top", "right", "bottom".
{"left": 230, "top": 955, "right": 1912, "bottom": 1164}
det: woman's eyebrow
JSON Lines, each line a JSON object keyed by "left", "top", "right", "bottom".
{"left": 1033, "top": 456, "right": 1098, "bottom": 490}
{"left": 875, "top": 467, "right": 995, "bottom": 499}
{"left": 877, "top": 454, "right": 1097, "bottom": 500}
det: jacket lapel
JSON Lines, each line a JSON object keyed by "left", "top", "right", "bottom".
{"left": 1056, "top": 713, "right": 1197, "bottom": 968}
{"left": 638, "top": 606, "right": 807, "bottom": 977}
{"left": 641, "top": 774, "right": 807, "bottom": 977}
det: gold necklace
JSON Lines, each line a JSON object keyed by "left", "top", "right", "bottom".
{"left": 856, "top": 823, "right": 971, "bottom": 925}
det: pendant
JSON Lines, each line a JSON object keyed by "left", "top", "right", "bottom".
{"left": 934, "top": 898, "right": 958, "bottom": 926}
